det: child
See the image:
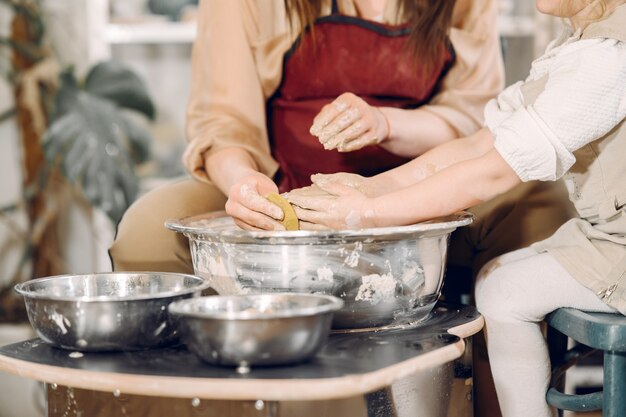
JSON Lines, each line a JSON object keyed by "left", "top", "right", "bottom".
{"left": 286, "top": 1, "right": 626, "bottom": 415}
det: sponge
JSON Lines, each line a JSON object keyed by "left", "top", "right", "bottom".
{"left": 265, "top": 193, "right": 299, "bottom": 231}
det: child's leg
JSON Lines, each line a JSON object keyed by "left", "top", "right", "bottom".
{"left": 475, "top": 248, "right": 614, "bottom": 417}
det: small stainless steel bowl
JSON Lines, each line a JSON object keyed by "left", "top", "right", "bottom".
{"left": 14, "top": 272, "right": 210, "bottom": 351}
{"left": 169, "top": 293, "right": 343, "bottom": 366}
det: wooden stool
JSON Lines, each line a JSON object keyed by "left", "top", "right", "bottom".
{"left": 546, "top": 308, "right": 626, "bottom": 417}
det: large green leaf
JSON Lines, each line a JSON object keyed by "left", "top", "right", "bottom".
{"left": 42, "top": 91, "right": 152, "bottom": 223}
{"left": 50, "top": 70, "right": 80, "bottom": 121}
{"left": 84, "top": 61, "right": 156, "bottom": 120}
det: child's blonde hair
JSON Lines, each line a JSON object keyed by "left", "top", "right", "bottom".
{"left": 565, "top": 0, "right": 625, "bottom": 28}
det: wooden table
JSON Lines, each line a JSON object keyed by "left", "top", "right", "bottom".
{"left": 0, "top": 303, "right": 483, "bottom": 417}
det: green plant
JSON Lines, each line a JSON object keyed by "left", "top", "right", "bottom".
{"left": 42, "top": 61, "right": 154, "bottom": 223}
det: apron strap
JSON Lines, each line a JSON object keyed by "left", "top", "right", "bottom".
{"left": 331, "top": 0, "right": 339, "bottom": 15}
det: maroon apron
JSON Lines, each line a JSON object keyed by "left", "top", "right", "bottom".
{"left": 269, "top": 0, "right": 455, "bottom": 192}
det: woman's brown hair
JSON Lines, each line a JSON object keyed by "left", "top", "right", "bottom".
{"left": 284, "top": 0, "right": 457, "bottom": 73}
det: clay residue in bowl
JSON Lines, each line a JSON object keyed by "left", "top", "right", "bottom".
{"left": 355, "top": 273, "right": 397, "bottom": 305}
{"left": 316, "top": 267, "right": 334, "bottom": 282}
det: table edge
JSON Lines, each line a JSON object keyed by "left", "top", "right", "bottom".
{"left": 0, "top": 340, "right": 466, "bottom": 400}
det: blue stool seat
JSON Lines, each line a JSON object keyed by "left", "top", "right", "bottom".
{"left": 546, "top": 308, "right": 626, "bottom": 417}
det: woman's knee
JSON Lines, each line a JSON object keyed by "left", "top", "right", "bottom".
{"left": 124, "top": 179, "right": 226, "bottom": 222}
{"left": 109, "top": 179, "right": 226, "bottom": 271}
{"left": 114, "top": 185, "right": 178, "bottom": 244}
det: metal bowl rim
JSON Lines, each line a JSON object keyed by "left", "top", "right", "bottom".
{"left": 165, "top": 211, "right": 473, "bottom": 243}
{"left": 14, "top": 272, "right": 211, "bottom": 302}
{"left": 168, "top": 293, "right": 344, "bottom": 320}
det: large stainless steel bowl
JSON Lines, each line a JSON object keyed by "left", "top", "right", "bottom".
{"left": 14, "top": 272, "right": 210, "bottom": 351}
{"left": 169, "top": 293, "right": 343, "bottom": 366}
{"left": 166, "top": 212, "right": 472, "bottom": 329}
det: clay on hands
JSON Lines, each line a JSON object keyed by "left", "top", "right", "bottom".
{"left": 309, "top": 93, "right": 389, "bottom": 152}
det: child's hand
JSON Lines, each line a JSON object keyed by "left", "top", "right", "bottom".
{"left": 309, "top": 93, "right": 389, "bottom": 152}
{"left": 311, "top": 173, "right": 384, "bottom": 197}
{"left": 225, "top": 173, "right": 286, "bottom": 231}
{"left": 285, "top": 181, "right": 377, "bottom": 230}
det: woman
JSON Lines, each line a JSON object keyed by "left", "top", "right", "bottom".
{"left": 110, "top": 0, "right": 506, "bottom": 272}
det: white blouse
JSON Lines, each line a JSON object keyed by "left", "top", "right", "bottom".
{"left": 485, "top": 26, "right": 626, "bottom": 182}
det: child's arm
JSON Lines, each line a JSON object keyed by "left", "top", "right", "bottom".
{"left": 290, "top": 130, "right": 521, "bottom": 229}
{"left": 305, "top": 127, "right": 498, "bottom": 198}
{"left": 369, "top": 148, "right": 520, "bottom": 227}
{"left": 370, "top": 127, "right": 496, "bottom": 191}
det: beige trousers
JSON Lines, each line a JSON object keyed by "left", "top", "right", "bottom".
{"left": 109, "top": 178, "right": 227, "bottom": 273}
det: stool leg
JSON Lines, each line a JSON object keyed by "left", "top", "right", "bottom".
{"left": 603, "top": 351, "right": 626, "bottom": 417}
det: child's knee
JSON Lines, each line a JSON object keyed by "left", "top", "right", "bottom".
{"left": 475, "top": 261, "right": 529, "bottom": 323}
{"left": 476, "top": 274, "right": 510, "bottom": 322}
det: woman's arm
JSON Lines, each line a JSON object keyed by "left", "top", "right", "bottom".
{"left": 204, "top": 147, "right": 284, "bottom": 230}
{"left": 183, "top": 0, "right": 285, "bottom": 230}
{"left": 184, "top": 0, "right": 279, "bottom": 186}
{"left": 376, "top": 107, "right": 458, "bottom": 157}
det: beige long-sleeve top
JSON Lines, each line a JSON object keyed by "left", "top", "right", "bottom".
{"left": 184, "top": 0, "right": 505, "bottom": 183}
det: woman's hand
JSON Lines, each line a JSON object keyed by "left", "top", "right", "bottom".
{"left": 225, "top": 173, "right": 286, "bottom": 231}
{"left": 310, "top": 92, "right": 390, "bottom": 152}
{"left": 285, "top": 181, "right": 378, "bottom": 230}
